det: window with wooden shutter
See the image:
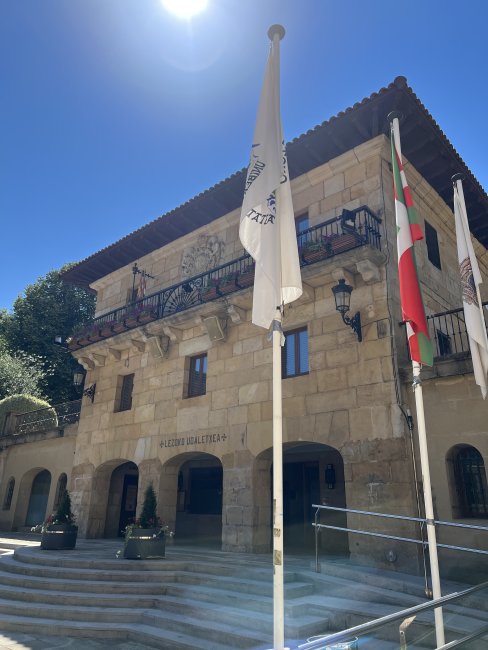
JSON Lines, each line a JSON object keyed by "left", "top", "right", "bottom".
{"left": 188, "top": 354, "right": 207, "bottom": 397}
{"left": 282, "top": 327, "right": 309, "bottom": 378}
{"left": 115, "top": 373, "right": 134, "bottom": 412}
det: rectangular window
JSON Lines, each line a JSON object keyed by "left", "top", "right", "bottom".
{"left": 283, "top": 327, "right": 309, "bottom": 378}
{"left": 425, "top": 221, "right": 441, "bottom": 269}
{"left": 188, "top": 354, "right": 208, "bottom": 397}
{"left": 295, "top": 213, "right": 309, "bottom": 248}
{"left": 115, "top": 374, "right": 134, "bottom": 412}
{"left": 437, "top": 330, "right": 452, "bottom": 357}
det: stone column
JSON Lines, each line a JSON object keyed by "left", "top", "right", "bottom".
{"left": 221, "top": 450, "right": 258, "bottom": 552}
{"left": 158, "top": 463, "right": 179, "bottom": 535}
{"left": 70, "top": 462, "right": 95, "bottom": 538}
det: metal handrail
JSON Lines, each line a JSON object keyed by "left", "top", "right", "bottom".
{"left": 312, "top": 503, "right": 488, "bottom": 575}
{"left": 298, "top": 579, "right": 488, "bottom": 650}
{"left": 69, "top": 205, "right": 381, "bottom": 349}
{"left": 4, "top": 400, "right": 83, "bottom": 436}
{"left": 401, "top": 301, "right": 488, "bottom": 359}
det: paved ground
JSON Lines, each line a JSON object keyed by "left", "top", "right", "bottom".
{"left": 0, "top": 633, "right": 158, "bottom": 650}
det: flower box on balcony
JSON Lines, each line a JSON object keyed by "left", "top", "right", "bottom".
{"left": 112, "top": 320, "right": 127, "bottom": 334}
{"left": 237, "top": 264, "right": 255, "bottom": 289}
{"left": 218, "top": 272, "right": 238, "bottom": 295}
{"left": 329, "top": 232, "right": 363, "bottom": 254}
{"left": 201, "top": 278, "right": 220, "bottom": 302}
{"left": 88, "top": 327, "right": 102, "bottom": 342}
{"left": 98, "top": 320, "right": 116, "bottom": 337}
{"left": 137, "top": 308, "right": 158, "bottom": 324}
{"left": 301, "top": 240, "right": 330, "bottom": 263}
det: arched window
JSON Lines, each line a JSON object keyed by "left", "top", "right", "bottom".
{"left": 54, "top": 473, "right": 68, "bottom": 509}
{"left": 447, "top": 445, "right": 488, "bottom": 518}
{"left": 2, "top": 477, "right": 15, "bottom": 511}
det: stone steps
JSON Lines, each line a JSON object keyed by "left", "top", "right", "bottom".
{"left": 0, "top": 540, "right": 484, "bottom": 649}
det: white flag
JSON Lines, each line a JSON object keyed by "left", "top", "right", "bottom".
{"left": 453, "top": 181, "right": 488, "bottom": 399}
{"left": 239, "top": 30, "right": 302, "bottom": 329}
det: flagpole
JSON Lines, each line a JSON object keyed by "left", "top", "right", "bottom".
{"left": 411, "top": 361, "right": 445, "bottom": 647}
{"left": 272, "top": 307, "right": 286, "bottom": 650}
{"left": 388, "top": 112, "right": 444, "bottom": 646}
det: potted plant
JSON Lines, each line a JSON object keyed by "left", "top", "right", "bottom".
{"left": 137, "top": 306, "right": 158, "bottom": 324}
{"left": 40, "top": 490, "right": 78, "bottom": 550}
{"left": 237, "top": 262, "right": 255, "bottom": 288}
{"left": 87, "top": 323, "right": 102, "bottom": 342}
{"left": 123, "top": 484, "right": 170, "bottom": 560}
{"left": 200, "top": 277, "right": 220, "bottom": 302}
{"left": 329, "top": 231, "right": 362, "bottom": 254}
{"left": 218, "top": 271, "right": 238, "bottom": 295}
{"left": 112, "top": 314, "right": 128, "bottom": 334}
{"left": 301, "top": 239, "right": 329, "bottom": 263}
{"left": 100, "top": 319, "right": 115, "bottom": 337}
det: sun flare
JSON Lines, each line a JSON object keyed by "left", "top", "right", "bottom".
{"left": 161, "top": 0, "right": 208, "bottom": 19}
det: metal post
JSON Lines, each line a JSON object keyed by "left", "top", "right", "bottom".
{"left": 272, "top": 307, "right": 286, "bottom": 650}
{"left": 412, "top": 361, "right": 445, "bottom": 646}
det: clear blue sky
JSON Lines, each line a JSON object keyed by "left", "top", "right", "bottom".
{"left": 1, "top": 0, "right": 487, "bottom": 311}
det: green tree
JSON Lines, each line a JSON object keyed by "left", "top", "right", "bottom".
{"left": 0, "top": 264, "right": 95, "bottom": 404}
{"left": 0, "top": 350, "right": 47, "bottom": 400}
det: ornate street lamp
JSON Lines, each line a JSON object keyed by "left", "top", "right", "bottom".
{"left": 331, "top": 279, "right": 362, "bottom": 342}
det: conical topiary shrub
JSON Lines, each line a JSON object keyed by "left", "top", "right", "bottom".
{"left": 124, "top": 483, "right": 166, "bottom": 560}
{"left": 40, "top": 489, "right": 78, "bottom": 550}
{"left": 139, "top": 483, "right": 158, "bottom": 528}
{"left": 53, "top": 490, "right": 76, "bottom": 526}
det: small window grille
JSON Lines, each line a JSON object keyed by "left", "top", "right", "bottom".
{"left": 2, "top": 478, "right": 15, "bottom": 511}
{"left": 450, "top": 446, "right": 488, "bottom": 518}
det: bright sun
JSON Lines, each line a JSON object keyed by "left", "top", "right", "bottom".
{"left": 161, "top": 0, "right": 208, "bottom": 19}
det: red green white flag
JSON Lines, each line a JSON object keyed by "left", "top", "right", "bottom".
{"left": 391, "top": 118, "right": 433, "bottom": 366}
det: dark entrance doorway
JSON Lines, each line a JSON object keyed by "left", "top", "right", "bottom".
{"left": 25, "top": 469, "right": 51, "bottom": 527}
{"left": 118, "top": 473, "right": 138, "bottom": 536}
{"left": 264, "top": 443, "right": 349, "bottom": 555}
{"left": 283, "top": 461, "right": 320, "bottom": 549}
{"left": 174, "top": 454, "right": 223, "bottom": 547}
{"left": 101, "top": 461, "right": 138, "bottom": 537}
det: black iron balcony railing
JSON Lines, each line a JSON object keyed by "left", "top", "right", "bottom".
{"left": 68, "top": 205, "right": 381, "bottom": 350}
{"left": 403, "top": 302, "right": 488, "bottom": 359}
{"left": 2, "top": 400, "right": 82, "bottom": 437}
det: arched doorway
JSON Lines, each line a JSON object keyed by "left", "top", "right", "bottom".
{"left": 163, "top": 453, "right": 223, "bottom": 546}
{"left": 87, "top": 459, "right": 139, "bottom": 538}
{"left": 25, "top": 469, "right": 51, "bottom": 527}
{"left": 256, "top": 442, "right": 348, "bottom": 554}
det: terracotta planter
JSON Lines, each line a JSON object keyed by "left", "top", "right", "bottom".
{"left": 330, "top": 233, "right": 361, "bottom": 254}
{"left": 112, "top": 321, "right": 126, "bottom": 334}
{"left": 125, "top": 317, "right": 139, "bottom": 328}
{"left": 124, "top": 528, "right": 166, "bottom": 560}
{"left": 100, "top": 324, "right": 114, "bottom": 337}
{"left": 237, "top": 270, "right": 255, "bottom": 288}
{"left": 40, "top": 524, "right": 78, "bottom": 550}
{"left": 302, "top": 246, "right": 329, "bottom": 263}
{"left": 218, "top": 277, "right": 237, "bottom": 295}
{"left": 67, "top": 339, "right": 81, "bottom": 351}
{"left": 88, "top": 329, "right": 102, "bottom": 342}
{"left": 138, "top": 312, "right": 157, "bottom": 324}
{"left": 77, "top": 336, "right": 90, "bottom": 347}
{"left": 200, "top": 286, "right": 220, "bottom": 302}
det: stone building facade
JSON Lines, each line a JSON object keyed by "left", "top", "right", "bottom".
{"left": 1, "top": 77, "right": 486, "bottom": 578}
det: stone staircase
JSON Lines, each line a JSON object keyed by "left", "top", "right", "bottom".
{"left": 0, "top": 539, "right": 486, "bottom": 649}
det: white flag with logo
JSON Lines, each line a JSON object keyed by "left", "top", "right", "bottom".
{"left": 239, "top": 33, "right": 302, "bottom": 329}
{"left": 454, "top": 182, "right": 488, "bottom": 399}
